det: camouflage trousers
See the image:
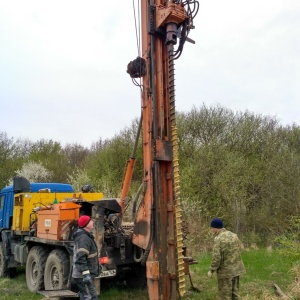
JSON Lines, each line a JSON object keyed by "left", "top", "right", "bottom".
{"left": 217, "top": 276, "right": 240, "bottom": 300}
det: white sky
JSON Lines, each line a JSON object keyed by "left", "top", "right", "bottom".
{"left": 0, "top": 0, "right": 299, "bottom": 147}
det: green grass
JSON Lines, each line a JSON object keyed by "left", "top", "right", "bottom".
{"left": 186, "top": 248, "right": 297, "bottom": 300}
{"left": 0, "top": 248, "right": 298, "bottom": 299}
{"left": 0, "top": 272, "right": 42, "bottom": 300}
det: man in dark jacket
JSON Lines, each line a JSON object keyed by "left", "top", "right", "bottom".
{"left": 208, "top": 218, "right": 246, "bottom": 300}
{"left": 72, "top": 215, "right": 99, "bottom": 300}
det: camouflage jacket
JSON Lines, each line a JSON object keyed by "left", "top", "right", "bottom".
{"left": 210, "top": 228, "right": 246, "bottom": 278}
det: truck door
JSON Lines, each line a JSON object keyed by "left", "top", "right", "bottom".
{"left": 0, "top": 189, "right": 14, "bottom": 229}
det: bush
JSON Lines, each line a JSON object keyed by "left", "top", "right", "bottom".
{"left": 275, "top": 216, "right": 300, "bottom": 261}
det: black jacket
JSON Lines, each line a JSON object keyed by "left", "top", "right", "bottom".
{"left": 72, "top": 228, "right": 99, "bottom": 278}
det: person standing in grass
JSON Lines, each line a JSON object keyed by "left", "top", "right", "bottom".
{"left": 72, "top": 215, "right": 100, "bottom": 300}
{"left": 207, "top": 218, "right": 246, "bottom": 300}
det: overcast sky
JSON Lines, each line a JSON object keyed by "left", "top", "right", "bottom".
{"left": 0, "top": 1, "right": 299, "bottom": 147}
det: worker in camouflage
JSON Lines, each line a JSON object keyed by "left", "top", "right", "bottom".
{"left": 208, "top": 218, "right": 246, "bottom": 300}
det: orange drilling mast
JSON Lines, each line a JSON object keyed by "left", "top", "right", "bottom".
{"left": 125, "top": 1, "right": 199, "bottom": 299}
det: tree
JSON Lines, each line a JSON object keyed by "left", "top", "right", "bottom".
{"left": 86, "top": 121, "right": 143, "bottom": 197}
{"left": 177, "top": 104, "right": 300, "bottom": 244}
{"left": 0, "top": 133, "right": 28, "bottom": 188}
{"left": 10, "top": 161, "right": 52, "bottom": 183}
{"left": 67, "top": 169, "right": 92, "bottom": 192}
{"left": 29, "top": 139, "right": 70, "bottom": 182}
{"left": 63, "top": 143, "right": 90, "bottom": 169}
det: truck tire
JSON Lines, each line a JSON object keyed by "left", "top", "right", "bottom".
{"left": 26, "top": 246, "right": 49, "bottom": 293}
{"left": 0, "top": 242, "right": 17, "bottom": 278}
{"left": 44, "top": 249, "right": 70, "bottom": 290}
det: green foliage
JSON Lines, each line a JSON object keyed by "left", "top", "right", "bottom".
{"left": 2, "top": 105, "right": 300, "bottom": 245}
{"left": 67, "top": 168, "right": 92, "bottom": 192}
{"left": 86, "top": 123, "right": 143, "bottom": 198}
{"left": 0, "top": 133, "right": 27, "bottom": 188}
{"left": 275, "top": 216, "right": 300, "bottom": 261}
{"left": 86, "top": 136, "right": 131, "bottom": 196}
{"left": 177, "top": 104, "right": 300, "bottom": 242}
{"left": 63, "top": 143, "right": 90, "bottom": 168}
{"left": 29, "top": 139, "right": 70, "bottom": 182}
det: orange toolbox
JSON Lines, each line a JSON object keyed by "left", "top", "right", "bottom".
{"left": 37, "top": 202, "right": 80, "bottom": 240}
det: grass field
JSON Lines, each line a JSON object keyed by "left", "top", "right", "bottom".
{"left": 0, "top": 248, "right": 299, "bottom": 300}
{"left": 187, "top": 248, "right": 298, "bottom": 300}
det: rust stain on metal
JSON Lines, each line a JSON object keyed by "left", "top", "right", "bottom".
{"left": 146, "top": 261, "right": 159, "bottom": 280}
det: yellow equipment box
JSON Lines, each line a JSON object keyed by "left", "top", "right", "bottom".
{"left": 12, "top": 191, "right": 103, "bottom": 233}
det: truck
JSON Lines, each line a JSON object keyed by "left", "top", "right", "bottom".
{"left": 0, "top": 1, "right": 199, "bottom": 299}
{"left": 0, "top": 176, "right": 147, "bottom": 297}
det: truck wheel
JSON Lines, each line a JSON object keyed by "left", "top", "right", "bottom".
{"left": 0, "top": 242, "right": 17, "bottom": 278}
{"left": 44, "top": 249, "right": 70, "bottom": 290}
{"left": 26, "top": 246, "right": 49, "bottom": 293}
{"left": 126, "top": 266, "right": 147, "bottom": 289}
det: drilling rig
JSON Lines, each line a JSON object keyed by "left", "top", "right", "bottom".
{"left": 124, "top": 1, "right": 199, "bottom": 299}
